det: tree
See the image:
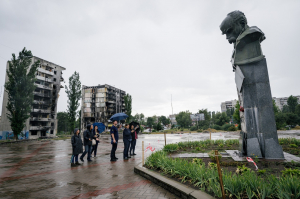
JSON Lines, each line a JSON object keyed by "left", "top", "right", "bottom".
{"left": 275, "top": 112, "right": 287, "bottom": 130}
{"left": 296, "top": 104, "right": 300, "bottom": 117}
{"left": 124, "top": 94, "right": 132, "bottom": 122}
{"left": 146, "top": 117, "right": 155, "bottom": 131}
{"left": 282, "top": 105, "right": 290, "bottom": 113}
{"left": 65, "top": 71, "right": 81, "bottom": 134}
{"left": 233, "top": 101, "right": 241, "bottom": 129}
{"left": 176, "top": 111, "right": 192, "bottom": 128}
{"left": 287, "top": 95, "right": 299, "bottom": 113}
{"left": 154, "top": 122, "right": 163, "bottom": 131}
{"left": 140, "top": 113, "right": 145, "bottom": 125}
{"left": 158, "top": 116, "right": 170, "bottom": 126}
{"left": 57, "top": 112, "right": 70, "bottom": 133}
{"left": 198, "top": 109, "right": 211, "bottom": 121}
{"left": 4, "top": 48, "right": 39, "bottom": 140}
{"left": 215, "top": 112, "right": 230, "bottom": 126}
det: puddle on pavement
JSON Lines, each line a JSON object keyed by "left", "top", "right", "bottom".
{"left": 68, "top": 181, "right": 97, "bottom": 191}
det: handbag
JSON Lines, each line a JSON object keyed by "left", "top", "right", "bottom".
{"left": 92, "top": 139, "right": 96, "bottom": 146}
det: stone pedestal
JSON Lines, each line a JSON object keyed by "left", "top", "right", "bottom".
{"left": 237, "top": 58, "right": 284, "bottom": 159}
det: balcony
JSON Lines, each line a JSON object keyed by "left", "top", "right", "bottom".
{"left": 30, "top": 126, "right": 51, "bottom": 130}
{"left": 30, "top": 117, "right": 51, "bottom": 121}
{"left": 34, "top": 83, "right": 52, "bottom": 90}
{"left": 31, "top": 109, "right": 51, "bottom": 113}
{"left": 60, "top": 77, "right": 64, "bottom": 81}
{"left": 37, "top": 67, "right": 54, "bottom": 76}
{"left": 36, "top": 75, "right": 53, "bottom": 83}
{"left": 33, "top": 100, "right": 51, "bottom": 105}
{"left": 33, "top": 92, "right": 51, "bottom": 98}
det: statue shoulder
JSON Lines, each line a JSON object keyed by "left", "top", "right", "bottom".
{"left": 237, "top": 26, "right": 266, "bottom": 43}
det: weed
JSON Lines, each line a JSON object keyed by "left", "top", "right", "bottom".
{"left": 257, "top": 169, "right": 266, "bottom": 175}
{"left": 192, "top": 158, "right": 204, "bottom": 165}
{"left": 290, "top": 144, "right": 298, "bottom": 148}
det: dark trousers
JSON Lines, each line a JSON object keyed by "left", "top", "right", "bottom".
{"left": 71, "top": 154, "right": 78, "bottom": 163}
{"left": 91, "top": 142, "right": 99, "bottom": 157}
{"left": 123, "top": 139, "right": 130, "bottom": 158}
{"left": 80, "top": 145, "right": 92, "bottom": 160}
{"left": 130, "top": 139, "right": 136, "bottom": 154}
{"left": 110, "top": 142, "right": 118, "bottom": 159}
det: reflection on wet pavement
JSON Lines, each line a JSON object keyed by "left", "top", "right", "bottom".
{"left": 0, "top": 130, "right": 299, "bottom": 198}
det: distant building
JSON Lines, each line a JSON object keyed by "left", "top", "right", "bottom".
{"left": 81, "top": 84, "right": 126, "bottom": 130}
{"left": 190, "top": 113, "right": 205, "bottom": 125}
{"left": 0, "top": 57, "right": 65, "bottom": 139}
{"left": 221, "top": 99, "right": 237, "bottom": 112}
{"left": 273, "top": 96, "right": 300, "bottom": 111}
{"left": 169, "top": 114, "right": 177, "bottom": 125}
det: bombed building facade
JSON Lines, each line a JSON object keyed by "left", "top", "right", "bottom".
{"left": 0, "top": 56, "right": 65, "bottom": 139}
{"left": 81, "top": 85, "right": 126, "bottom": 130}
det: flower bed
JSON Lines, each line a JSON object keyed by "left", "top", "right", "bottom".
{"left": 145, "top": 138, "right": 300, "bottom": 198}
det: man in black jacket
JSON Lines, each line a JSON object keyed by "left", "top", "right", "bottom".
{"left": 80, "top": 124, "right": 94, "bottom": 162}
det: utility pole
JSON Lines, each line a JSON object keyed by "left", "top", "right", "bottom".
{"left": 171, "top": 94, "right": 173, "bottom": 115}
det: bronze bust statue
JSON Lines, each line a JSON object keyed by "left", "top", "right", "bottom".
{"left": 219, "top": 11, "right": 284, "bottom": 159}
{"left": 220, "top": 11, "right": 266, "bottom": 69}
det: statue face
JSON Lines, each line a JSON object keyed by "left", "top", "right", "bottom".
{"left": 220, "top": 16, "right": 243, "bottom": 44}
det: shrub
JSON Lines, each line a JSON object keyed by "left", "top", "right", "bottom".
{"left": 222, "top": 123, "right": 234, "bottom": 131}
{"left": 213, "top": 125, "right": 222, "bottom": 130}
{"left": 258, "top": 169, "right": 266, "bottom": 175}
{"left": 197, "top": 129, "right": 203, "bottom": 132}
{"left": 228, "top": 126, "right": 237, "bottom": 131}
{"left": 190, "top": 126, "right": 198, "bottom": 131}
{"left": 152, "top": 129, "right": 157, "bottom": 132}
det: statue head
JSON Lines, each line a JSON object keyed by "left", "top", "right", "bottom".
{"left": 220, "top": 11, "right": 248, "bottom": 44}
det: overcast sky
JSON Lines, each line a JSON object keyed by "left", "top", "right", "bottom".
{"left": 0, "top": 0, "right": 299, "bottom": 118}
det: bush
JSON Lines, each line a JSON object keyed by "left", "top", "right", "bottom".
{"left": 152, "top": 129, "right": 157, "bottom": 132}
{"left": 213, "top": 125, "right": 222, "bottom": 130}
{"left": 228, "top": 126, "right": 237, "bottom": 131}
{"left": 190, "top": 126, "right": 198, "bottom": 131}
{"left": 197, "top": 129, "right": 203, "bottom": 132}
{"left": 222, "top": 123, "right": 234, "bottom": 131}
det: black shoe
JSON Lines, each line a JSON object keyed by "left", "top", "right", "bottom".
{"left": 133, "top": 153, "right": 137, "bottom": 155}
{"left": 124, "top": 157, "right": 128, "bottom": 160}
{"left": 128, "top": 156, "right": 131, "bottom": 158}
{"left": 87, "top": 159, "right": 92, "bottom": 162}
{"left": 71, "top": 163, "right": 76, "bottom": 167}
{"left": 114, "top": 157, "right": 118, "bottom": 160}
{"left": 110, "top": 159, "right": 117, "bottom": 162}
{"left": 75, "top": 162, "right": 81, "bottom": 165}
{"left": 80, "top": 157, "right": 84, "bottom": 162}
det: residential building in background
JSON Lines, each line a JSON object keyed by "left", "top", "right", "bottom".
{"left": 0, "top": 57, "right": 65, "bottom": 139}
{"left": 221, "top": 99, "right": 237, "bottom": 112}
{"left": 273, "top": 96, "right": 300, "bottom": 110}
{"left": 169, "top": 114, "right": 177, "bottom": 125}
{"left": 81, "top": 84, "right": 126, "bottom": 130}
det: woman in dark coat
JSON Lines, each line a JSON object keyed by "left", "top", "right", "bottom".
{"left": 123, "top": 124, "right": 132, "bottom": 160}
{"left": 91, "top": 125, "right": 100, "bottom": 157}
{"left": 71, "top": 128, "right": 83, "bottom": 166}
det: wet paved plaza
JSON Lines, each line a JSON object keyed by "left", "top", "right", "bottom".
{"left": 0, "top": 130, "right": 299, "bottom": 199}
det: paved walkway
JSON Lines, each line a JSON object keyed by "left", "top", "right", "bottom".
{"left": 0, "top": 137, "right": 180, "bottom": 199}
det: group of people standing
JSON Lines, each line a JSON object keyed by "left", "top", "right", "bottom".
{"left": 70, "top": 124, "right": 100, "bottom": 166}
{"left": 70, "top": 120, "right": 139, "bottom": 165}
{"left": 109, "top": 120, "right": 139, "bottom": 161}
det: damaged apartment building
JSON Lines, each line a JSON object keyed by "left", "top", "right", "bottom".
{"left": 81, "top": 85, "right": 126, "bottom": 130}
{"left": 0, "top": 57, "right": 65, "bottom": 139}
